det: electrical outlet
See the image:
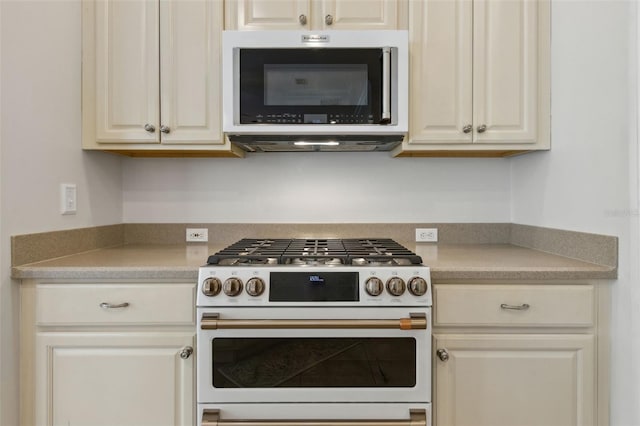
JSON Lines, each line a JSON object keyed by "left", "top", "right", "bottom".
{"left": 186, "top": 228, "right": 208, "bottom": 242}
{"left": 416, "top": 228, "right": 438, "bottom": 242}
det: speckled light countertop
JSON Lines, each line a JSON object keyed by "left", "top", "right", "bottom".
{"left": 11, "top": 242, "right": 616, "bottom": 281}
{"left": 415, "top": 244, "right": 615, "bottom": 280}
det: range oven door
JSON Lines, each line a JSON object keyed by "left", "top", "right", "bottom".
{"left": 198, "top": 403, "right": 431, "bottom": 426}
{"left": 197, "top": 307, "right": 431, "bottom": 404}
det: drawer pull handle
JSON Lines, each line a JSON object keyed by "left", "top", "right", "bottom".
{"left": 500, "top": 303, "right": 530, "bottom": 311}
{"left": 99, "top": 302, "right": 130, "bottom": 309}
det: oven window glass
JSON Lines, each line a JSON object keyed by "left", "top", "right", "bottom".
{"left": 212, "top": 338, "right": 416, "bottom": 388}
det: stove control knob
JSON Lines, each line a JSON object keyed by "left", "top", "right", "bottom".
{"left": 246, "top": 277, "right": 265, "bottom": 297}
{"left": 223, "top": 278, "right": 243, "bottom": 297}
{"left": 202, "top": 277, "right": 221, "bottom": 297}
{"left": 386, "top": 277, "right": 406, "bottom": 296}
{"left": 408, "top": 277, "right": 428, "bottom": 296}
{"left": 365, "top": 277, "right": 384, "bottom": 296}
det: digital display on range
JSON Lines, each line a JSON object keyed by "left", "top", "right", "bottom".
{"left": 269, "top": 272, "right": 359, "bottom": 302}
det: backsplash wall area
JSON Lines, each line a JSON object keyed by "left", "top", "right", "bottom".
{"left": 122, "top": 154, "right": 511, "bottom": 223}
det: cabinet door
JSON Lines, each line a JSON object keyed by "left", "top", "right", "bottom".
{"left": 93, "top": 0, "right": 160, "bottom": 143}
{"left": 319, "top": 0, "right": 400, "bottom": 30}
{"left": 407, "top": 0, "right": 473, "bottom": 144}
{"left": 160, "top": 0, "right": 223, "bottom": 144}
{"left": 36, "top": 332, "right": 194, "bottom": 426}
{"left": 473, "top": 0, "right": 539, "bottom": 144}
{"left": 433, "top": 334, "right": 595, "bottom": 426}
{"left": 226, "top": 0, "right": 311, "bottom": 30}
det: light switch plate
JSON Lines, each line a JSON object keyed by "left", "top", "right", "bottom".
{"left": 60, "top": 183, "right": 77, "bottom": 215}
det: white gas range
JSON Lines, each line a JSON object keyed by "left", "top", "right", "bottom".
{"left": 196, "top": 238, "right": 432, "bottom": 426}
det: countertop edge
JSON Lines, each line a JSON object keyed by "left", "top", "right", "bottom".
{"left": 13, "top": 264, "right": 617, "bottom": 282}
{"left": 11, "top": 266, "right": 199, "bottom": 281}
{"left": 430, "top": 267, "right": 617, "bottom": 281}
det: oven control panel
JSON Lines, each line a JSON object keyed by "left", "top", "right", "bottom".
{"left": 197, "top": 266, "right": 431, "bottom": 307}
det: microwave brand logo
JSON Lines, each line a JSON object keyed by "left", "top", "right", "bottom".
{"left": 302, "top": 34, "right": 330, "bottom": 43}
{"left": 309, "top": 275, "right": 325, "bottom": 284}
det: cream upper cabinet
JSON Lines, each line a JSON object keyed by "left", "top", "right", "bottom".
{"left": 317, "top": 0, "right": 400, "bottom": 29}
{"left": 432, "top": 283, "right": 606, "bottom": 426}
{"left": 82, "top": 0, "right": 241, "bottom": 156}
{"left": 91, "top": 0, "right": 160, "bottom": 144}
{"left": 226, "top": 0, "right": 312, "bottom": 30}
{"left": 396, "top": 0, "right": 550, "bottom": 157}
{"left": 225, "top": 0, "right": 406, "bottom": 30}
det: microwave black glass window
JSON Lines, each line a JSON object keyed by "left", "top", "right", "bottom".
{"left": 263, "top": 64, "right": 368, "bottom": 107}
{"left": 238, "top": 48, "right": 384, "bottom": 125}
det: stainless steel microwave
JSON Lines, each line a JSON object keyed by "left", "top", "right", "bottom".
{"left": 222, "top": 30, "right": 408, "bottom": 152}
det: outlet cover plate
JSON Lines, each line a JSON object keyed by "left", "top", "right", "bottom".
{"left": 416, "top": 228, "right": 438, "bottom": 242}
{"left": 186, "top": 228, "right": 208, "bottom": 242}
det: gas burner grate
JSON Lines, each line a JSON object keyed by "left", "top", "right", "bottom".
{"left": 206, "top": 239, "right": 292, "bottom": 265}
{"left": 342, "top": 238, "right": 423, "bottom": 266}
{"left": 281, "top": 239, "right": 349, "bottom": 265}
{"left": 206, "top": 238, "right": 423, "bottom": 265}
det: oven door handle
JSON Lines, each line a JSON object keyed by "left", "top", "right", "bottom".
{"left": 202, "top": 409, "right": 427, "bottom": 426}
{"left": 200, "top": 313, "right": 427, "bottom": 330}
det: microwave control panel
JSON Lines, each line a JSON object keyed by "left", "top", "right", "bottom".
{"left": 247, "top": 113, "right": 375, "bottom": 125}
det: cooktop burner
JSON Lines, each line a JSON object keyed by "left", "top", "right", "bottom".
{"left": 207, "top": 238, "right": 422, "bottom": 266}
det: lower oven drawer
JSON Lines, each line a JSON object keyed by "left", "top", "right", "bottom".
{"left": 198, "top": 403, "right": 431, "bottom": 426}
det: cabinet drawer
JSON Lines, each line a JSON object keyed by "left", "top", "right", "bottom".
{"left": 434, "top": 284, "right": 594, "bottom": 327}
{"left": 36, "top": 283, "right": 195, "bottom": 326}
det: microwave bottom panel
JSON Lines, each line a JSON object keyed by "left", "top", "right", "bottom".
{"left": 227, "top": 134, "right": 405, "bottom": 152}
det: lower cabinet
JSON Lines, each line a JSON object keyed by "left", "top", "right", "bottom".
{"left": 432, "top": 283, "right": 606, "bottom": 426}
{"left": 433, "top": 334, "right": 595, "bottom": 426}
{"left": 20, "top": 281, "right": 196, "bottom": 426}
{"left": 37, "top": 333, "right": 194, "bottom": 426}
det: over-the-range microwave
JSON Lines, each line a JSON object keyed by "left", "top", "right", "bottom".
{"left": 222, "top": 30, "right": 408, "bottom": 152}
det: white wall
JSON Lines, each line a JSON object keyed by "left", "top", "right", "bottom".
{"left": 511, "top": 1, "right": 639, "bottom": 424}
{"left": 123, "top": 155, "right": 512, "bottom": 223}
{"left": 0, "top": 1, "right": 123, "bottom": 424}
{"left": 0, "top": 0, "right": 636, "bottom": 425}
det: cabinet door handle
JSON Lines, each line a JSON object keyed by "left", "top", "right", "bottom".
{"left": 500, "top": 303, "right": 530, "bottom": 311}
{"left": 160, "top": 125, "right": 171, "bottom": 134}
{"left": 462, "top": 124, "right": 473, "bottom": 133}
{"left": 144, "top": 124, "right": 155, "bottom": 133}
{"left": 179, "top": 346, "right": 193, "bottom": 359}
{"left": 99, "top": 302, "right": 130, "bottom": 309}
{"left": 325, "top": 14, "right": 334, "bottom": 25}
{"left": 436, "top": 348, "right": 449, "bottom": 362}
{"left": 477, "top": 124, "right": 487, "bottom": 133}
{"left": 299, "top": 14, "right": 307, "bottom": 25}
